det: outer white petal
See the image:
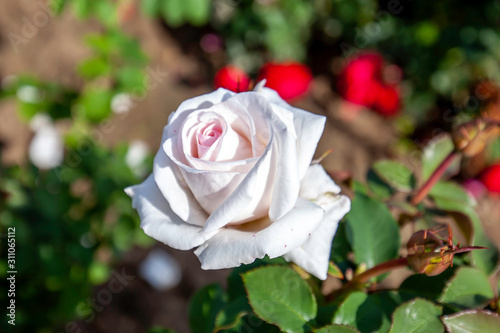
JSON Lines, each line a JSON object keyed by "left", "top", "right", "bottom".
{"left": 168, "top": 88, "right": 235, "bottom": 125}
{"left": 194, "top": 197, "right": 324, "bottom": 269}
{"left": 153, "top": 128, "right": 209, "bottom": 227}
{"left": 125, "top": 175, "right": 216, "bottom": 250}
{"left": 299, "top": 164, "right": 342, "bottom": 198}
{"left": 284, "top": 165, "right": 351, "bottom": 280}
{"left": 259, "top": 87, "right": 326, "bottom": 180}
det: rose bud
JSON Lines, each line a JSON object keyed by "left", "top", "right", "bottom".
{"left": 480, "top": 163, "right": 500, "bottom": 194}
{"left": 406, "top": 227, "right": 486, "bottom": 276}
{"left": 452, "top": 119, "right": 495, "bottom": 157}
{"left": 126, "top": 87, "right": 351, "bottom": 280}
{"left": 257, "top": 62, "right": 313, "bottom": 102}
{"left": 407, "top": 229, "right": 453, "bottom": 276}
{"left": 214, "top": 65, "right": 250, "bottom": 93}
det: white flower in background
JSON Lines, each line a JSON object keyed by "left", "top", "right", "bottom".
{"left": 17, "top": 85, "right": 43, "bottom": 104}
{"left": 111, "top": 93, "right": 134, "bottom": 114}
{"left": 126, "top": 87, "right": 351, "bottom": 280}
{"left": 29, "top": 114, "right": 64, "bottom": 170}
{"left": 126, "top": 140, "right": 149, "bottom": 177}
{"left": 139, "top": 248, "right": 182, "bottom": 291}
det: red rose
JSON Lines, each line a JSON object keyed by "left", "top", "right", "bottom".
{"left": 338, "top": 52, "right": 401, "bottom": 117}
{"left": 374, "top": 84, "right": 400, "bottom": 117}
{"left": 257, "top": 62, "right": 313, "bottom": 102}
{"left": 480, "top": 163, "right": 500, "bottom": 194}
{"left": 214, "top": 65, "right": 250, "bottom": 93}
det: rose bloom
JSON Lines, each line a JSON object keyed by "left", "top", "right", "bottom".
{"left": 126, "top": 86, "right": 350, "bottom": 279}
{"left": 257, "top": 62, "right": 313, "bottom": 102}
{"left": 338, "top": 53, "right": 400, "bottom": 117}
{"left": 214, "top": 65, "right": 250, "bottom": 93}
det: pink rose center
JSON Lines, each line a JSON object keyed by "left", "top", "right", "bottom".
{"left": 196, "top": 122, "right": 223, "bottom": 159}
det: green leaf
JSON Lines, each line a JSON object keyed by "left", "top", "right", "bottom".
{"left": 372, "top": 160, "right": 415, "bottom": 191}
{"left": 421, "top": 134, "right": 458, "bottom": 183}
{"left": 388, "top": 201, "right": 420, "bottom": 216}
{"left": 330, "top": 222, "right": 351, "bottom": 264}
{"left": 189, "top": 284, "right": 226, "bottom": 333}
{"left": 439, "top": 267, "right": 495, "bottom": 309}
{"left": 141, "top": 0, "right": 160, "bottom": 16}
{"left": 442, "top": 310, "right": 500, "bottom": 333}
{"left": 161, "top": 0, "right": 184, "bottom": 27}
{"left": 87, "top": 261, "right": 110, "bottom": 285}
{"left": 315, "top": 324, "right": 360, "bottom": 333}
{"left": 50, "top": 0, "right": 68, "bottom": 15}
{"left": 367, "top": 169, "right": 394, "bottom": 199}
{"left": 328, "top": 262, "right": 344, "bottom": 279}
{"left": 94, "top": 1, "right": 118, "bottom": 28}
{"left": 432, "top": 195, "right": 499, "bottom": 275}
{"left": 429, "top": 181, "right": 473, "bottom": 206}
{"left": 399, "top": 268, "right": 456, "bottom": 301}
{"left": 352, "top": 180, "right": 368, "bottom": 195}
{"left": 243, "top": 266, "right": 317, "bottom": 333}
{"left": 116, "top": 67, "right": 146, "bottom": 93}
{"left": 72, "top": 0, "right": 92, "bottom": 19}
{"left": 467, "top": 210, "right": 499, "bottom": 276}
{"left": 332, "top": 291, "right": 392, "bottom": 332}
{"left": 85, "top": 34, "right": 112, "bottom": 55}
{"left": 388, "top": 298, "right": 444, "bottom": 333}
{"left": 227, "top": 256, "right": 287, "bottom": 302}
{"left": 78, "top": 58, "right": 110, "bottom": 79}
{"left": 77, "top": 89, "right": 112, "bottom": 122}
{"left": 345, "top": 193, "right": 400, "bottom": 270}
{"left": 215, "top": 297, "right": 251, "bottom": 331}
{"left": 184, "top": 0, "right": 211, "bottom": 26}
{"left": 17, "top": 101, "right": 41, "bottom": 121}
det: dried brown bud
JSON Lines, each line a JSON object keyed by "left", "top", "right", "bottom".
{"left": 452, "top": 119, "right": 493, "bottom": 157}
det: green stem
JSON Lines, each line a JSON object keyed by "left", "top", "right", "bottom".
{"left": 410, "top": 151, "right": 458, "bottom": 206}
{"left": 326, "top": 257, "right": 408, "bottom": 302}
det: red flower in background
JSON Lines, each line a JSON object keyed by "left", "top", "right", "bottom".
{"left": 374, "top": 84, "right": 400, "bottom": 117}
{"left": 257, "top": 62, "right": 313, "bottom": 102}
{"left": 480, "top": 163, "right": 500, "bottom": 194}
{"left": 338, "top": 53, "right": 401, "bottom": 117}
{"left": 214, "top": 65, "right": 250, "bottom": 93}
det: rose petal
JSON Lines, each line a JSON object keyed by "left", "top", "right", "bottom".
{"left": 194, "top": 197, "right": 324, "bottom": 269}
{"left": 168, "top": 88, "right": 235, "bottom": 128}
{"left": 153, "top": 131, "right": 209, "bottom": 227}
{"left": 201, "top": 137, "right": 274, "bottom": 230}
{"left": 283, "top": 195, "right": 350, "bottom": 279}
{"left": 259, "top": 87, "right": 326, "bottom": 180}
{"left": 231, "top": 92, "right": 301, "bottom": 222}
{"left": 125, "top": 175, "right": 216, "bottom": 250}
{"left": 283, "top": 165, "right": 351, "bottom": 279}
{"left": 201, "top": 92, "right": 301, "bottom": 230}
{"left": 299, "top": 164, "right": 341, "bottom": 199}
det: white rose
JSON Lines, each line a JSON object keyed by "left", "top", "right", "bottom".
{"left": 126, "top": 87, "right": 350, "bottom": 279}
